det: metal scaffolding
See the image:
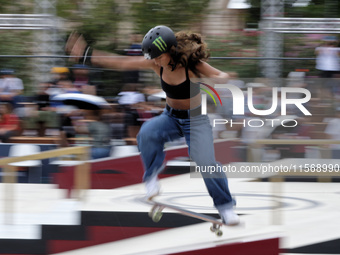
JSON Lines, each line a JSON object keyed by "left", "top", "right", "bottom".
{"left": 0, "top": 14, "right": 55, "bottom": 30}
{"left": 0, "top": 0, "right": 64, "bottom": 83}
{"left": 259, "top": 0, "right": 284, "bottom": 79}
{"left": 33, "top": 0, "right": 65, "bottom": 83}
{"left": 259, "top": 0, "right": 340, "bottom": 78}
{"left": 261, "top": 17, "right": 340, "bottom": 34}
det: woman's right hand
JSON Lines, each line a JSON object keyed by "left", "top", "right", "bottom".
{"left": 65, "top": 31, "right": 88, "bottom": 63}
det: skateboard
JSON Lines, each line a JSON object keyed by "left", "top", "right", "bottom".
{"left": 145, "top": 198, "right": 226, "bottom": 236}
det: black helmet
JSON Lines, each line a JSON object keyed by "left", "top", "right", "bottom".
{"left": 142, "top": 25, "right": 177, "bottom": 59}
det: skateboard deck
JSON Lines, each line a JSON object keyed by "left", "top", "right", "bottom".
{"left": 145, "top": 198, "right": 226, "bottom": 236}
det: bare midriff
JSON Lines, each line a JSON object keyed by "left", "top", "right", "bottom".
{"left": 166, "top": 93, "right": 201, "bottom": 110}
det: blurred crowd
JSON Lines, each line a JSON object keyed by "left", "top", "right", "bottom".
{"left": 0, "top": 64, "right": 165, "bottom": 160}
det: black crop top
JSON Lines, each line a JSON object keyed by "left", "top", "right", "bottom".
{"left": 160, "top": 67, "right": 200, "bottom": 99}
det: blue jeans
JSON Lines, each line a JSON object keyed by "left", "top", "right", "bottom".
{"left": 137, "top": 107, "right": 234, "bottom": 210}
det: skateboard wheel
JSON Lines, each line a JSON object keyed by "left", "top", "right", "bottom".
{"left": 216, "top": 230, "right": 223, "bottom": 237}
{"left": 152, "top": 211, "right": 162, "bottom": 222}
{"left": 148, "top": 209, "right": 156, "bottom": 218}
{"left": 149, "top": 205, "right": 160, "bottom": 218}
{"left": 210, "top": 223, "right": 221, "bottom": 233}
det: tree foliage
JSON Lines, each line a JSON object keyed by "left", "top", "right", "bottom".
{"left": 0, "top": 0, "right": 24, "bottom": 13}
{"left": 56, "top": 0, "right": 120, "bottom": 49}
{"left": 245, "top": 0, "right": 340, "bottom": 27}
{"left": 131, "top": 0, "right": 210, "bottom": 35}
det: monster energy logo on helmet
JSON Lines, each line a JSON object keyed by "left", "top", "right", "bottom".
{"left": 152, "top": 36, "right": 167, "bottom": 52}
{"left": 142, "top": 25, "right": 177, "bottom": 60}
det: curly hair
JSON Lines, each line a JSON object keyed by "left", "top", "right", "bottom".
{"left": 168, "top": 31, "right": 210, "bottom": 76}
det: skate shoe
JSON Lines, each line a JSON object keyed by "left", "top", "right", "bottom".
{"left": 145, "top": 176, "right": 160, "bottom": 200}
{"left": 219, "top": 208, "right": 240, "bottom": 226}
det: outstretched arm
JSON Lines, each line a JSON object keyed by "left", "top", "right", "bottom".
{"left": 91, "top": 51, "right": 153, "bottom": 70}
{"left": 195, "top": 61, "right": 229, "bottom": 79}
{"left": 65, "top": 32, "right": 156, "bottom": 71}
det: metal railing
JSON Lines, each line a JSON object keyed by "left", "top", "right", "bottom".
{"left": 0, "top": 146, "right": 90, "bottom": 224}
{"left": 247, "top": 139, "right": 340, "bottom": 225}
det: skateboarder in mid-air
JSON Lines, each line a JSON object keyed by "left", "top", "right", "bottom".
{"left": 65, "top": 25, "right": 240, "bottom": 226}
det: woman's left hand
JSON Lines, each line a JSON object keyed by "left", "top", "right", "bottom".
{"left": 65, "top": 31, "right": 88, "bottom": 63}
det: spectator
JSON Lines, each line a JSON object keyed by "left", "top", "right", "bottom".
{"left": 315, "top": 36, "right": 340, "bottom": 96}
{"left": 118, "top": 83, "right": 146, "bottom": 137}
{"left": 206, "top": 97, "right": 228, "bottom": 140}
{"left": 118, "top": 83, "right": 145, "bottom": 106}
{"left": 0, "top": 103, "right": 21, "bottom": 142}
{"left": 57, "top": 107, "right": 82, "bottom": 147}
{"left": 26, "top": 82, "right": 59, "bottom": 136}
{"left": 48, "top": 79, "right": 80, "bottom": 110}
{"left": 58, "top": 79, "right": 80, "bottom": 94}
{"left": 324, "top": 108, "right": 340, "bottom": 159}
{"left": 46, "top": 67, "right": 71, "bottom": 98}
{"left": 0, "top": 69, "right": 24, "bottom": 108}
{"left": 315, "top": 36, "right": 340, "bottom": 79}
{"left": 71, "top": 64, "right": 96, "bottom": 95}
{"left": 75, "top": 109, "right": 112, "bottom": 159}
{"left": 50, "top": 67, "right": 71, "bottom": 84}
